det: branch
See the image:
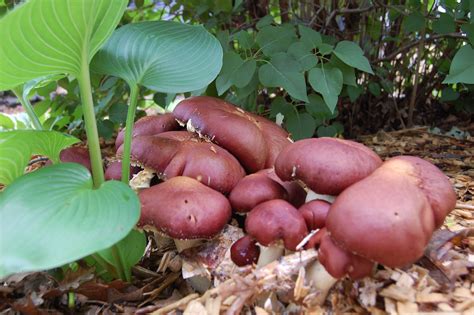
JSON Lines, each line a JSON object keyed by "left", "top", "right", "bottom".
{"left": 374, "top": 33, "right": 468, "bottom": 63}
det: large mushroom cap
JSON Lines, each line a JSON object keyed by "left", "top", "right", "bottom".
{"left": 173, "top": 96, "right": 291, "bottom": 172}
{"left": 138, "top": 176, "right": 231, "bottom": 239}
{"left": 118, "top": 132, "right": 245, "bottom": 193}
{"left": 104, "top": 160, "right": 142, "bottom": 181}
{"left": 381, "top": 156, "right": 456, "bottom": 228}
{"left": 245, "top": 199, "right": 308, "bottom": 251}
{"left": 229, "top": 173, "right": 288, "bottom": 213}
{"left": 326, "top": 158, "right": 438, "bottom": 268}
{"left": 275, "top": 138, "right": 382, "bottom": 195}
{"left": 115, "top": 113, "right": 180, "bottom": 149}
{"left": 59, "top": 147, "right": 92, "bottom": 172}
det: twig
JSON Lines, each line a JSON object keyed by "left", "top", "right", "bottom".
{"left": 455, "top": 203, "right": 474, "bottom": 211}
{"left": 375, "top": 33, "right": 467, "bottom": 63}
{"left": 151, "top": 293, "right": 200, "bottom": 314}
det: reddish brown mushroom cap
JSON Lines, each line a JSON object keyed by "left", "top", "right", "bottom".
{"left": 245, "top": 199, "right": 308, "bottom": 251}
{"left": 326, "top": 159, "right": 437, "bottom": 268}
{"left": 104, "top": 161, "right": 141, "bottom": 181}
{"left": 118, "top": 132, "right": 245, "bottom": 193}
{"left": 115, "top": 113, "right": 180, "bottom": 149}
{"left": 229, "top": 173, "right": 288, "bottom": 213}
{"left": 60, "top": 147, "right": 92, "bottom": 172}
{"left": 319, "top": 231, "right": 375, "bottom": 279}
{"left": 275, "top": 138, "right": 382, "bottom": 195}
{"left": 382, "top": 156, "right": 456, "bottom": 228}
{"left": 299, "top": 200, "right": 331, "bottom": 231}
{"left": 138, "top": 176, "right": 231, "bottom": 239}
{"left": 173, "top": 96, "right": 291, "bottom": 172}
{"left": 257, "top": 168, "right": 306, "bottom": 207}
{"left": 230, "top": 235, "right": 260, "bottom": 267}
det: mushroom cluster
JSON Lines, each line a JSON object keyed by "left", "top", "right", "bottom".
{"left": 102, "top": 96, "right": 455, "bottom": 304}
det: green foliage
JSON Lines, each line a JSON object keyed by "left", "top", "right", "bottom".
{"left": 0, "top": 163, "right": 140, "bottom": 278}
{"left": 0, "top": 130, "right": 79, "bottom": 185}
{"left": 92, "top": 21, "right": 222, "bottom": 92}
{"left": 0, "top": 0, "right": 127, "bottom": 90}
{"left": 444, "top": 45, "right": 474, "bottom": 84}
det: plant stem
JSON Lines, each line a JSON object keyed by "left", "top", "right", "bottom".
{"left": 121, "top": 85, "right": 139, "bottom": 184}
{"left": 12, "top": 87, "right": 43, "bottom": 130}
{"left": 111, "top": 244, "right": 129, "bottom": 281}
{"left": 77, "top": 62, "right": 104, "bottom": 188}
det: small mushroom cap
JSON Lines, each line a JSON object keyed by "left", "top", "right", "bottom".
{"left": 319, "top": 231, "right": 375, "bottom": 279}
{"left": 60, "top": 147, "right": 91, "bottom": 172}
{"left": 275, "top": 138, "right": 382, "bottom": 195}
{"left": 118, "top": 133, "right": 245, "bottom": 193}
{"left": 173, "top": 96, "right": 291, "bottom": 172}
{"left": 257, "top": 168, "right": 306, "bottom": 207}
{"left": 326, "top": 159, "right": 436, "bottom": 268}
{"left": 382, "top": 156, "right": 456, "bottom": 228}
{"left": 229, "top": 173, "right": 288, "bottom": 213}
{"left": 299, "top": 200, "right": 331, "bottom": 230}
{"left": 115, "top": 113, "right": 179, "bottom": 149}
{"left": 245, "top": 199, "right": 308, "bottom": 251}
{"left": 104, "top": 161, "right": 141, "bottom": 181}
{"left": 230, "top": 235, "right": 260, "bottom": 267}
{"left": 138, "top": 176, "right": 231, "bottom": 239}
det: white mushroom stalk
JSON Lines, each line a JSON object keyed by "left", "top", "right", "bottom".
{"left": 305, "top": 260, "right": 337, "bottom": 305}
{"left": 256, "top": 243, "right": 285, "bottom": 268}
{"left": 305, "top": 190, "right": 336, "bottom": 203}
{"left": 174, "top": 239, "right": 203, "bottom": 252}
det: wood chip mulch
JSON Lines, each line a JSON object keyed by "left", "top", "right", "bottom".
{"left": 1, "top": 127, "right": 473, "bottom": 314}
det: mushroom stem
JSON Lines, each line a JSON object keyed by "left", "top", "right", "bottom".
{"left": 174, "top": 239, "right": 202, "bottom": 252}
{"left": 306, "top": 260, "right": 338, "bottom": 305}
{"left": 256, "top": 244, "right": 284, "bottom": 268}
{"left": 305, "top": 190, "right": 335, "bottom": 203}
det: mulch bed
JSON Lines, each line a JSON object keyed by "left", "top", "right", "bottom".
{"left": 1, "top": 127, "right": 473, "bottom": 314}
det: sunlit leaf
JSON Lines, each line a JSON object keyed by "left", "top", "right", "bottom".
{"left": 0, "top": 0, "right": 127, "bottom": 91}
{"left": 91, "top": 21, "right": 222, "bottom": 93}
{"left": 0, "top": 130, "right": 79, "bottom": 185}
{"left": 0, "top": 163, "right": 140, "bottom": 278}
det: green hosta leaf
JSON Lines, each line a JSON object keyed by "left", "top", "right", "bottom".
{"left": 96, "top": 229, "right": 146, "bottom": 281}
{"left": 308, "top": 66, "right": 343, "bottom": 113}
{"left": 0, "top": 0, "right": 127, "bottom": 91}
{"left": 256, "top": 26, "right": 297, "bottom": 56}
{"left": 0, "top": 163, "right": 140, "bottom": 278}
{"left": 92, "top": 21, "right": 222, "bottom": 93}
{"left": 0, "top": 130, "right": 79, "bottom": 185}
{"left": 330, "top": 55, "right": 357, "bottom": 86}
{"left": 333, "top": 41, "right": 373, "bottom": 74}
{"left": 288, "top": 41, "right": 318, "bottom": 71}
{"left": 404, "top": 12, "right": 425, "bottom": 33}
{"left": 433, "top": 13, "right": 456, "bottom": 34}
{"left": 235, "top": 30, "right": 253, "bottom": 50}
{"left": 443, "top": 45, "right": 474, "bottom": 84}
{"left": 0, "top": 114, "right": 14, "bottom": 130}
{"left": 259, "top": 53, "right": 308, "bottom": 102}
{"left": 298, "top": 25, "right": 322, "bottom": 49}
{"left": 286, "top": 112, "right": 316, "bottom": 140}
